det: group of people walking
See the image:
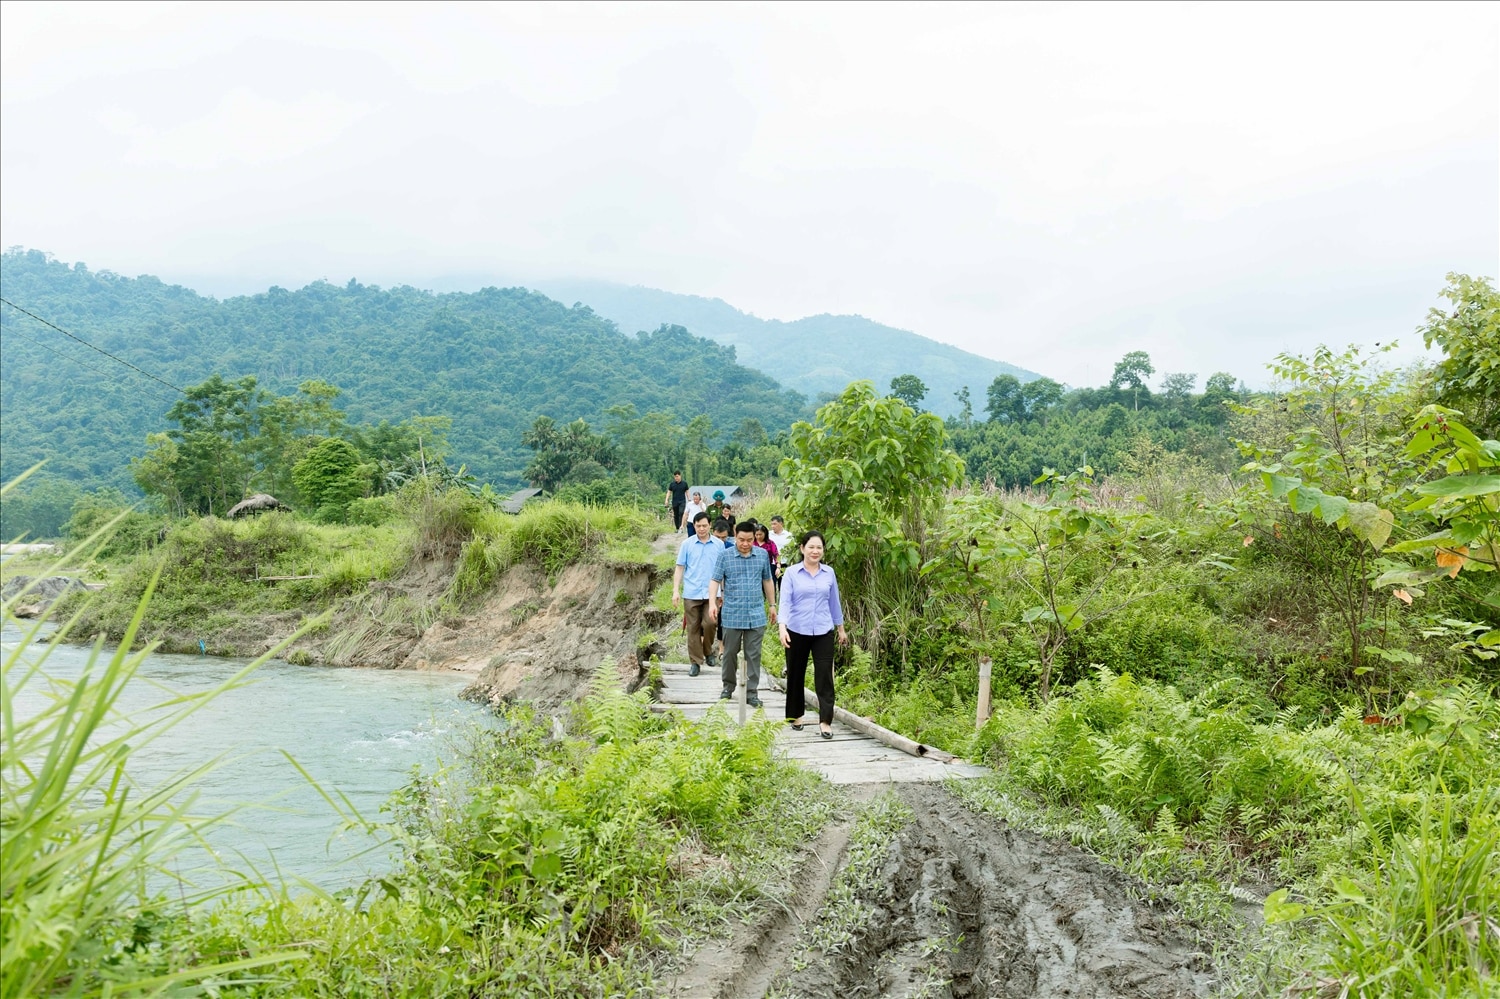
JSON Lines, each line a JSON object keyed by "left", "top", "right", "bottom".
{"left": 668, "top": 471, "right": 846, "bottom": 739}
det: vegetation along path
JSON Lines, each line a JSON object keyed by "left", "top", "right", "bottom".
{"left": 651, "top": 659, "right": 990, "bottom": 784}
{"left": 654, "top": 669, "right": 1216, "bottom": 998}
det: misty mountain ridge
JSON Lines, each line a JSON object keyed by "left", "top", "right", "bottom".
{"left": 527, "top": 278, "right": 1041, "bottom": 416}
{"left": 0, "top": 249, "right": 807, "bottom": 490}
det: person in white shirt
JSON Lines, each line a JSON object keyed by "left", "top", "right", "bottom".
{"left": 767, "top": 516, "right": 795, "bottom": 589}
{"left": 682, "top": 491, "right": 707, "bottom": 536}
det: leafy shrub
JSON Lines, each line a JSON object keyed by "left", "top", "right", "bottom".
{"left": 63, "top": 492, "right": 167, "bottom": 560}
{"left": 552, "top": 476, "right": 648, "bottom": 508}
{"left": 981, "top": 668, "right": 1499, "bottom": 880}
{"left": 345, "top": 493, "right": 399, "bottom": 526}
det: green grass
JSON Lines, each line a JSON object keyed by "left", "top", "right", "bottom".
{"left": 956, "top": 666, "right": 1500, "bottom": 995}
{"left": 451, "top": 499, "right": 659, "bottom": 598}
{"left": 61, "top": 513, "right": 405, "bottom": 647}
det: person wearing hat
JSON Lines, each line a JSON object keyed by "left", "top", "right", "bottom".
{"left": 706, "top": 490, "right": 727, "bottom": 523}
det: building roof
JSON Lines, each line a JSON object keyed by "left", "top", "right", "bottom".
{"left": 501, "top": 487, "right": 545, "bottom": 514}
{"left": 690, "top": 485, "right": 746, "bottom": 503}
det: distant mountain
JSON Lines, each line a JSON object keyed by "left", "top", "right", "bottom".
{"left": 531, "top": 279, "right": 1041, "bottom": 416}
{"left": 0, "top": 250, "right": 808, "bottom": 490}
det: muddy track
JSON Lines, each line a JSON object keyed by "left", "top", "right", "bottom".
{"left": 667, "top": 812, "right": 862, "bottom": 999}
{"left": 762, "top": 784, "right": 1215, "bottom": 999}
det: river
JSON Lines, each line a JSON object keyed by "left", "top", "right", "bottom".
{"left": 3, "top": 622, "right": 488, "bottom": 891}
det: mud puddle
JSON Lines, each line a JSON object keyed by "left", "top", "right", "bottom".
{"left": 751, "top": 783, "right": 1214, "bottom": 999}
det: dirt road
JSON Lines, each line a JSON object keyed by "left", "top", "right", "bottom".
{"left": 673, "top": 783, "right": 1215, "bottom": 999}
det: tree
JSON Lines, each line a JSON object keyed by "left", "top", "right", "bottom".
{"left": 1236, "top": 344, "right": 1413, "bottom": 682}
{"left": 1022, "top": 377, "right": 1064, "bottom": 424}
{"left": 889, "top": 374, "right": 929, "bottom": 410}
{"left": 992, "top": 468, "right": 1160, "bottom": 701}
{"left": 780, "top": 381, "right": 964, "bottom": 645}
{"left": 603, "top": 404, "right": 683, "bottom": 480}
{"left": 253, "top": 379, "right": 348, "bottom": 499}
{"left": 1420, "top": 272, "right": 1500, "bottom": 438}
{"left": 734, "top": 417, "right": 769, "bottom": 448}
{"left": 1161, "top": 372, "right": 1196, "bottom": 404}
{"left": 131, "top": 434, "right": 186, "bottom": 518}
{"left": 985, "top": 375, "right": 1024, "bottom": 424}
{"left": 291, "top": 437, "right": 372, "bottom": 522}
{"left": 160, "top": 374, "right": 265, "bottom": 515}
{"left": 953, "top": 386, "right": 974, "bottom": 428}
{"left": 1204, "top": 372, "right": 1236, "bottom": 397}
{"left": 521, "top": 416, "right": 614, "bottom": 489}
{"left": 0, "top": 476, "right": 82, "bottom": 540}
{"left": 1196, "top": 371, "right": 1238, "bottom": 425}
{"left": 1110, "top": 351, "right": 1155, "bottom": 411}
{"left": 682, "top": 415, "right": 718, "bottom": 485}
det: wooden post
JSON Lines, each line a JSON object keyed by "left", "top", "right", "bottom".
{"left": 976, "top": 656, "right": 993, "bottom": 729}
{"left": 738, "top": 657, "right": 747, "bottom": 726}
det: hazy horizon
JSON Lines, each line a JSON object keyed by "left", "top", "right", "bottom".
{"left": 3, "top": 3, "right": 1496, "bottom": 389}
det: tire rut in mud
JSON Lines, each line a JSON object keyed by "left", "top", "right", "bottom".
{"left": 770, "top": 784, "right": 1215, "bottom": 999}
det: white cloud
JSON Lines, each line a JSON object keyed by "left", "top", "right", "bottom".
{"left": 99, "top": 88, "right": 373, "bottom": 169}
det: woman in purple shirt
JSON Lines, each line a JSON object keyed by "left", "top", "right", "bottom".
{"left": 777, "top": 531, "right": 849, "bottom": 739}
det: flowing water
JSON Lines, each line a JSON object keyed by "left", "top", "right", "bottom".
{"left": 3, "top": 622, "right": 488, "bottom": 891}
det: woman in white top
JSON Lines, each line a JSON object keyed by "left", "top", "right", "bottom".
{"left": 682, "top": 492, "right": 707, "bottom": 536}
{"left": 767, "top": 516, "right": 795, "bottom": 585}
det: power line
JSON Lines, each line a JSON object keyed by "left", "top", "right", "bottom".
{"left": 0, "top": 323, "right": 180, "bottom": 405}
{"left": 0, "top": 297, "right": 187, "bottom": 395}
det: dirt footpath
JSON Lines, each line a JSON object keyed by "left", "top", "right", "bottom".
{"left": 687, "top": 783, "right": 1215, "bottom": 999}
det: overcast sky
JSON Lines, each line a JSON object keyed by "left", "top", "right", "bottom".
{"left": 2, "top": 2, "right": 1496, "bottom": 387}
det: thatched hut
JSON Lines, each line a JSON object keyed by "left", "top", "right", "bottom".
{"left": 226, "top": 494, "right": 289, "bottom": 519}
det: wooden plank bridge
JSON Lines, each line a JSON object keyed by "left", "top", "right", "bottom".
{"left": 652, "top": 660, "right": 989, "bottom": 785}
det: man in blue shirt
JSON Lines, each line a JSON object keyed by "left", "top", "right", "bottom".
{"left": 708, "top": 522, "right": 777, "bottom": 706}
{"left": 673, "top": 511, "right": 722, "bottom": 676}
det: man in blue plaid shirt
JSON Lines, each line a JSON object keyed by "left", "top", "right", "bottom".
{"left": 708, "top": 521, "right": 778, "bottom": 706}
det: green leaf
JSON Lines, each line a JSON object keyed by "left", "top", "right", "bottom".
{"left": 1414, "top": 474, "right": 1500, "bottom": 498}
{"left": 1289, "top": 487, "right": 1321, "bottom": 515}
{"left": 1263, "top": 888, "right": 1306, "bottom": 924}
{"left": 1262, "top": 472, "right": 1302, "bottom": 499}
{"left": 1345, "top": 502, "right": 1395, "bottom": 549}
{"left": 1315, "top": 493, "right": 1349, "bottom": 525}
{"left": 1331, "top": 878, "right": 1366, "bottom": 903}
{"left": 530, "top": 851, "right": 562, "bottom": 882}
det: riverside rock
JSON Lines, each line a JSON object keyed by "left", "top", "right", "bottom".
{"left": 2, "top": 575, "right": 90, "bottom": 616}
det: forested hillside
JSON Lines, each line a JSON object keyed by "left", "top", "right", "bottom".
{"left": 0, "top": 250, "right": 808, "bottom": 491}
{"left": 532, "top": 278, "right": 1040, "bottom": 415}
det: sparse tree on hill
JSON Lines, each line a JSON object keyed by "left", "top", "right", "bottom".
{"left": 889, "top": 374, "right": 929, "bottom": 410}
{"left": 986, "top": 374, "right": 1024, "bottom": 423}
{"left": 954, "top": 386, "right": 973, "bottom": 427}
{"left": 1022, "top": 377, "right": 1064, "bottom": 425}
{"left": 1161, "top": 372, "right": 1196, "bottom": 404}
{"left": 1111, "top": 351, "right": 1155, "bottom": 411}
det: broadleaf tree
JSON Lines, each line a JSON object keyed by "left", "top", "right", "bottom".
{"left": 780, "top": 381, "right": 964, "bottom": 643}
